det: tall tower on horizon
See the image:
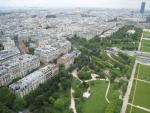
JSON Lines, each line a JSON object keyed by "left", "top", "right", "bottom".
{"left": 140, "top": 1, "right": 146, "bottom": 14}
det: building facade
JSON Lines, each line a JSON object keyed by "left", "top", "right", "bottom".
{"left": 0, "top": 37, "right": 20, "bottom": 62}
{"left": 35, "top": 39, "right": 71, "bottom": 64}
{"left": 9, "top": 64, "right": 58, "bottom": 97}
{"left": 57, "top": 50, "right": 81, "bottom": 69}
{"left": 0, "top": 54, "right": 40, "bottom": 86}
{"left": 140, "top": 2, "right": 146, "bottom": 14}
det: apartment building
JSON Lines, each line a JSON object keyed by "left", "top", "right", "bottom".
{"left": 0, "top": 54, "right": 40, "bottom": 86}
{"left": 57, "top": 50, "right": 81, "bottom": 69}
{"left": 9, "top": 64, "right": 58, "bottom": 97}
{"left": 0, "top": 37, "right": 20, "bottom": 62}
{"left": 35, "top": 39, "right": 71, "bottom": 64}
{"left": 0, "top": 47, "right": 20, "bottom": 62}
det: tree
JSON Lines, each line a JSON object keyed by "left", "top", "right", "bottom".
{"left": 13, "top": 98, "right": 26, "bottom": 111}
{"left": 49, "top": 96, "right": 55, "bottom": 104}
{"left": 105, "top": 91, "right": 121, "bottom": 113}
{"left": 78, "top": 69, "right": 91, "bottom": 80}
{"left": 74, "top": 88, "right": 83, "bottom": 98}
{"left": 34, "top": 95, "right": 45, "bottom": 108}
{"left": 0, "top": 102, "right": 14, "bottom": 113}
{"left": 0, "top": 87, "right": 16, "bottom": 108}
{"left": 54, "top": 98, "right": 64, "bottom": 110}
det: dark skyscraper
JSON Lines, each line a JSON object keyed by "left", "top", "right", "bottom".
{"left": 140, "top": 2, "right": 146, "bottom": 14}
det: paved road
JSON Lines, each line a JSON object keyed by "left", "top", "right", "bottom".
{"left": 136, "top": 57, "right": 150, "bottom": 66}
{"left": 120, "top": 61, "right": 138, "bottom": 113}
{"left": 122, "top": 50, "right": 150, "bottom": 57}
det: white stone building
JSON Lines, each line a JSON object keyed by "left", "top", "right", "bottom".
{"left": 57, "top": 50, "right": 81, "bottom": 69}
{"left": 0, "top": 47, "right": 20, "bottom": 62}
{"left": 3, "top": 37, "right": 16, "bottom": 50}
{"left": 0, "top": 37, "right": 20, "bottom": 62}
{"left": 9, "top": 64, "right": 58, "bottom": 97}
{"left": 0, "top": 54, "right": 40, "bottom": 86}
{"left": 35, "top": 39, "right": 71, "bottom": 64}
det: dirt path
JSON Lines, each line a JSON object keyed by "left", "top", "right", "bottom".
{"left": 142, "top": 38, "right": 150, "bottom": 40}
{"left": 70, "top": 88, "right": 77, "bottom": 113}
{"left": 128, "top": 103, "right": 150, "bottom": 112}
{"left": 134, "top": 78, "right": 150, "bottom": 84}
{"left": 105, "top": 79, "right": 110, "bottom": 103}
{"left": 72, "top": 69, "right": 83, "bottom": 83}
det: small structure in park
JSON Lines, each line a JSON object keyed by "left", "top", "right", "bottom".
{"left": 83, "top": 87, "right": 91, "bottom": 98}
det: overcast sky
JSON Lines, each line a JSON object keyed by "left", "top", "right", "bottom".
{"left": 0, "top": 0, "right": 150, "bottom": 9}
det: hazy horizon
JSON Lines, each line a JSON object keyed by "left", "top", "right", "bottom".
{"left": 0, "top": 0, "right": 150, "bottom": 10}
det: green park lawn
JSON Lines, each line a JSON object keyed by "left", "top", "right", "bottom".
{"left": 129, "top": 64, "right": 150, "bottom": 109}
{"left": 142, "top": 40, "right": 150, "bottom": 47}
{"left": 141, "top": 40, "right": 150, "bottom": 52}
{"left": 143, "top": 31, "right": 150, "bottom": 38}
{"left": 130, "top": 81, "right": 150, "bottom": 109}
{"left": 126, "top": 105, "right": 150, "bottom": 113}
{"left": 136, "top": 64, "right": 150, "bottom": 81}
{"left": 81, "top": 81, "right": 108, "bottom": 113}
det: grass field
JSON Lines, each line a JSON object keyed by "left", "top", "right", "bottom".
{"left": 81, "top": 81, "right": 108, "bottom": 113}
{"left": 132, "top": 81, "right": 150, "bottom": 109}
{"left": 141, "top": 40, "right": 150, "bottom": 52}
{"left": 126, "top": 105, "right": 150, "bottom": 113}
{"left": 128, "top": 63, "right": 150, "bottom": 113}
{"left": 135, "top": 64, "right": 150, "bottom": 81}
{"left": 143, "top": 31, "right": 150, "bottom": 38}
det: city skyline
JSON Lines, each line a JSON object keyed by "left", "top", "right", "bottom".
{"left": 0, "top": 0, "right": 150, "bottom": 9}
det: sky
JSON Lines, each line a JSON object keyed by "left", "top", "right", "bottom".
{"left": 0, "top": 0, "right": 150, "bottom": 9}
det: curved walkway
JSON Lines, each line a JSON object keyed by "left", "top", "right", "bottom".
{"left": 105, "top": 79, "right": 110, "bottom": 103}
{"left": 72, "top": 69, "right": 83, "bottom": 83}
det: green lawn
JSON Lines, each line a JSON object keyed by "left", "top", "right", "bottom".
{"left": 142, "top": 40, "right": 150, "bottom": 47}
{"left": 129, "top": 64, "right": 150, "bottom": 110}
{"left": 131, "top": 81, "right": 150, "bottom": 109}
{"left": 81, "top": 81, "right": 108, "bottom": 113}
{"left": 143, "top": 31, "right": 150, "bottom": 38}
{"left": 141, "top": 40, "right": 150, "bottom": 52}
{"left": 126, "top": 105, "right": 150, "bottom": 113}
{"left": 142, "top": 46, "right": 150, "bottom": 53}
{"left": 136, "top": 64, "right": 150, "bottom": 81}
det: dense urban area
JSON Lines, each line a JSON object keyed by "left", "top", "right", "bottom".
{"left": 0, "top": 2, "right": 150, "bottom": 113}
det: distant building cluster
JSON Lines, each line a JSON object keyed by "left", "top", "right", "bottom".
{"left": 0, "top": 8, "right": 149, "bottom": 97}
{"left": 0, "top": 35, "right": 80, "bottom": 97}
{"left": 0, "top": 9, "right": 124, "bottom": 43}
{"left": 8, "top": 50, "right": 81, "bottom": 97}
